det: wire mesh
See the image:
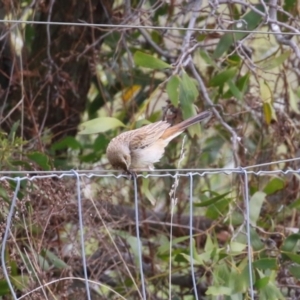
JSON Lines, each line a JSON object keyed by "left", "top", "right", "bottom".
{"left": 1, "top": 162, "right": 299, "bottom": 299}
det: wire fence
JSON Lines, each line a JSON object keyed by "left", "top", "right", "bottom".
{"left": 2, "top": 158, "right": 300, "bottom": 299}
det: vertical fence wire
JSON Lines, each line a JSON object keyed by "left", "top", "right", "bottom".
{"left": 189, "top": 172, "right": 199, "bottom": 300}
{"left": 1, "top": 178, "right": 20, "bottom": 300}
{"left": 240, "top": 167, "right": 254, "bottom": 300}
{"left": 168, "top": 171, "right": 178, "bottom": 300}
{"left": 133, "top": 176, "right": 147, "bottom": 299}
{"left": 71, "top": 170, "right": 91, "bottom": 300}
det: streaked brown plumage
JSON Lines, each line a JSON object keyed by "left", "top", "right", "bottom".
{"left": 106, "top": 110, "right": 212, "bottom": 174}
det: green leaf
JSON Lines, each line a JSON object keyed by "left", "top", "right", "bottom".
{"left": 259, "top": 79, "right": 272, "bottom": 102}
{"left": 288, "top": 84, "right": 300, "bottom": 114}
{"left": 253, "top": 258, "right": 277, "bottom": 270}
{"left": 204, "top": 234, "right": 215, "bottom": 252}
{"left": 194, "top": 192, "right": 230, "bottom": 207}
{"left": 289, "top": 265, "right": 300, "bottom": 279}
{"left": 199, "top": 50, "right": 217, "bottom": 67}
{"left": 281, "top": 234, "right": 300, "bottom": 252}
{"left": 180, "top": 72, "right": 199, "bottom": 103}
{"left": 27, "top": 152, "right": 51, "bottom": 171}
{"left": 51, "top": 136, "right": 82, "bottom": 151}
{"left": 0, "top": 274, "right": 29, "bottom": 295}
{"left": 78, "top": 117, "right": 125, "bottom": 134}
{"left": 250, "top": 228, "right": 265, "bottom": 251}
{"left": 179, "top": 72, "right": 200, "bottom": 137}
{"left": 215, "top": 263, "right": 231, "bottom": 285}
{"left": 36, "top": 253, "right": 50, "bottom": 271}
{"left": 141, "top": 177, "right": 156, "bottom": 205}
{"left": 116, "top": 233, "right": 142, "bottom": 266}
{"left": 257, "top": 282, "right": 286, "bottom": 300}
{"left": 228, "top": 241, "right": 247, "bottom": 254}
{"left": 205, "top": 198, "right": 231, "bottom": 220}
{"left": 282, "top": 0, "right": 297, "bottom": 20}
{"left": 263, "top": 177, "right": 285, "bottom": 195}
{"left": 180, "top": 252, "right": 209, "bottom": 266}
{"left": 237, "top": 73, "right": 250, "bottom": 94}
{"left": 151, "top": 31, "right": 162, "bottom": 44}
{"left": 41, "top": 249, "right": 68, "bottom": 269}
{"left": 282, "top": 252, "right": 300, "bottom": 264}
{"left": 262, "top": 103, "right": 274, "bottom": 124}
{"left": 213, "top": 4, "right": 264, "bottom": 58}
{"left": 206, "top": 286, "right": 232, "bottom": 296}
{"left": 0, "top": 185, "right": 9, "bottom": 203}
{"left": 227, "top": 80, "right": 243, "bottom": 100}
{"left": 289, "top": 198, "right": 300, "bottom": 209}
{"left": 209, "top": 68, "right": 237, "bottom": 87}
{"left": 0, "top": 279, "right": 10, "bottom": 296}
{"left": 174, "top": 252, "right": 190, "bottom": 263}
{"left": 8, "top": 120, "right": 20, "bottom": 142}
{"left": 259, "top": 79, "right": 277, "bottom": 124}
{"left": 93, "top": 134, "right": 109, "bottom": 152}
{"left": 166, "top": 75, "right": 180, "bottom": 106}
{"left": 227, "top": 53, "right": 241, "bottom": 65}
{"left": 258, "top": 272, "right": 285, "bottom": 300}
{"left": 10, "top": 260, "right": 18, "bottom": 276}
{"left": 259, "top": 51, "right": 291, "bottom": 70}
{"left": 231, "top": 211, "right": 244, "bottom": 226}
{"left": 79, "top": 152, "right": 99, "bottom": 163}
{"left": 213, "top": 32, "right": 234, "bottom": 60}
{"left": 249, "top": 191, "right": 265, "bottom": 225}
{"left": 254, "top": 276, "right": 270, "bottom": 289}
{"left": 10, "top": 275, "right": 29, "bottom": 291}
{"left": 158, "top": 236, "right": 191, "bottom": 254}
{"left": 133, "top": 51, "right": 171, "bottom": 69}
{"left": 234, "top": 261, "right": 251, "bottom": 292}
{"left": 224, "top": 72, "right": 250, "bottom": 99}
{"left": 10, "top": 160, "right": 32, "bottom": 170}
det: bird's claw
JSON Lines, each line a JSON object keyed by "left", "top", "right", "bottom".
{"left": 124, "top": 170, "right": 137, "bottom": 180}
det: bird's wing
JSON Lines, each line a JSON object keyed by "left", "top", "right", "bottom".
{"left": 129, "top": 121, "right": 171, "bottom": 150}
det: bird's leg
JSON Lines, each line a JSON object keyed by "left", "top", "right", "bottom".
{"left": 124, "top": 169, "right": 137, "bottom": 180}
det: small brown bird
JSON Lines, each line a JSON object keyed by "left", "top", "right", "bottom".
{"left": 106, "top": 110, "right": 212, "bottom": 174}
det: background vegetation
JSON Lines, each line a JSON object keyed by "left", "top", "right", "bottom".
{"left": 1, "top": 0, "right": 300, "bottom": 299}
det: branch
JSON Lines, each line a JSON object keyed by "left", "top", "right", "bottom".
{"left": 268, "top": 0, "right": 300, "bottom": 60}
{"left": 139, "top": 27, "right": 173, "bottom": 58}
{"left": 181, "top": 0, "right": 203, "bottom": 54}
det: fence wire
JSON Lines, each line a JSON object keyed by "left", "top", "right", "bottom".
{"left": 1, "top": 19, "right": 299, "bottom": 36}
{"left": 1, "top": 161, "right": 300, "bottom": 299}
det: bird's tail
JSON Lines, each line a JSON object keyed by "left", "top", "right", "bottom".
{"left": 161, "top": 110, "right": 212, "bottom": 141}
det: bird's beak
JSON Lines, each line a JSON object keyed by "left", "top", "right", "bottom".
{"left": 122, "top": 159, "right": 129, "bottom": 171}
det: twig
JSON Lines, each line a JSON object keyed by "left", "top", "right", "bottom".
{"left": 139, "top": 27, "right": 173, "bottom": 58}
{"left": 268, "top": 0, "right": 300, "bottom": 60}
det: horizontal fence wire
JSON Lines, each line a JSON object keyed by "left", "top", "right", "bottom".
{"left": 0, "top": 155, "right": 299, "bottom": 177}
{"left": 1, "top": 161, "right": 300, "bottom": 299}
{"left": 0, "top": 19, "right": 299, "bottom": 36}
{"left": 0, "top": 168, "right": 299, "bottom": 179}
